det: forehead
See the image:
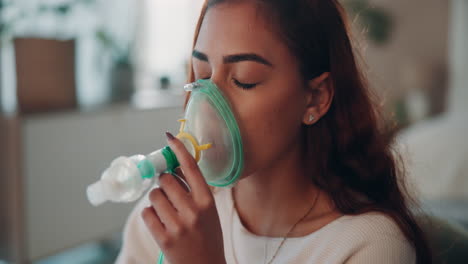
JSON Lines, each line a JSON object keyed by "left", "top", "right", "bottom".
{"left": 195, "top": 2, "right": 282, "bottom": 59}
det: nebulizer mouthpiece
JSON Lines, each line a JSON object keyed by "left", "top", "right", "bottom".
{"left": 86, "top": 79, "right": 244, "bottom": 206}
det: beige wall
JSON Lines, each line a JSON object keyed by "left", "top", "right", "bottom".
{"left": 448, "top": 0, "right": 468, "bottom": 113}
{"left": 355, "top": 0, "right": 450, "bottom": 116}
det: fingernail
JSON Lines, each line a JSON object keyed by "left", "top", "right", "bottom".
{"left": 165, "top": 132, "right": 175, "bottom": 141}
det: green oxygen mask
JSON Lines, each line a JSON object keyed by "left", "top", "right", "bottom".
{"left": 86, "top": 79, "right": 244, "bottom": 206}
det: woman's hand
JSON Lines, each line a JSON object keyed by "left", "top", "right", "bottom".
{"left": 141, "top": 132, "right": 226, "bottom": 264}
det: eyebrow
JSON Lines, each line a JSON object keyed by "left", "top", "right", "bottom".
{"left": 192, "top": 49, "right": 273, "bottom": 67}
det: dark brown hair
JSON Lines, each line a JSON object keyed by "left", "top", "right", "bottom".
{"left": 186, "top": 0, "right": 431, "bottom": 263}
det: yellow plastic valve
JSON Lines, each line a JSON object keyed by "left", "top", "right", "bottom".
{"left": 175, "top": 119, "right": 212, "bottom": 162}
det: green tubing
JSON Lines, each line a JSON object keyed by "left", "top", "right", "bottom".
{"left": 137, "top": 146, "right": 178, "bottom": 179}
{"left": 162, "top": 146, "right": 179, "bottom": 174}
{"left": 157, "top": 251, "right": 165, "bottom": 264}
{"left": 137, "top": 159, "right": 156, "bottom": 179}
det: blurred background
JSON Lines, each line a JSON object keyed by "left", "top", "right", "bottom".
{"left": 1, "top": 0, "right": 467, "bottom": 263}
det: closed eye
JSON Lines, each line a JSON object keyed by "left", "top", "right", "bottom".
{"left": 233, "top": 79, "right": 258, "bottom": 90}
{"left": 197, "top": 77, "right": 258, "bottom": 90}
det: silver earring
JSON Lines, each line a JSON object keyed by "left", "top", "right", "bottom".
{"left": 308, "top": 114, "right": 315, "bottom": 123}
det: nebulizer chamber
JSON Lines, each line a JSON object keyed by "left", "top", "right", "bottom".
{"left": 86, "top": 79, "right": 244, "bottom": 206}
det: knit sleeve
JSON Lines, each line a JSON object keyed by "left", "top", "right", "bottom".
{"left": 344, "top": 235, "right": 416, "bottom": 264}
{"left": 114, "top": 192, "right": 161, "bottom": 264}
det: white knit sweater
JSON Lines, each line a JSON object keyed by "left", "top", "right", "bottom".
{"left": 115, "top": 187, "right": 416, "bottom": 264}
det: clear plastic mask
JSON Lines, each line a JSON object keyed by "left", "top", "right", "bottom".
{"left": 180, "top": 79, "right": 244, "bottom": 187}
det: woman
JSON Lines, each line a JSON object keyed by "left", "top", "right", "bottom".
{"left": 116, "top": 0, "right": 431, "bottom": 263}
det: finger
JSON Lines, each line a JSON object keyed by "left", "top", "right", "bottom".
{"left": 159, "top": 173, "right": 193, "bottom": 213}
{"left": 172, "top": 168, "right": 192, "bottom": 192}
{"left": 165, "top": 132, "right": 211, "bottom": 201}
{"left": 148, "top": 187, "right": 180, "bottom": 232}
{"left": 141, "top": 206, "right": 167, "bottom": 242}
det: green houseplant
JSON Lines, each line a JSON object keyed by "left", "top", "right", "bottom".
{"left": 0, "top": 0, "right": 134, "bottom": 113}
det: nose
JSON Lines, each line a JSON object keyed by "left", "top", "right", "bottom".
{"left": 209, "top": 73, "right": 224, "bottom": 90}
{"left": 207, "top": 62, "right": 230, "bottom": 89}
{"left": 208, "top": 76, "right": 231, "bottom": 99}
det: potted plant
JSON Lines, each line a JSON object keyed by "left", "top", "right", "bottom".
{"left": 1, "top": 0, "right": 133, "bottom": 113}
{"left": 95, "top": 29, "right": 136, "bottom": 103}
{"left": 1, "top": 0, "right": 96, "bottom": 113}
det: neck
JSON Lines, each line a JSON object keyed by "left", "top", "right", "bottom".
{"left": 233, "top": 140, "right": 330, "bottom": 237}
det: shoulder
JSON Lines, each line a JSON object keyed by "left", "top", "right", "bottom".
{"left": 337, "top": 211, "right": 408, "bottom": 239}
{"left": 323, "top": 211, "right": 416, "bottom": 263}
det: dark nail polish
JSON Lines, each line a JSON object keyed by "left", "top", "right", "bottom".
{"left": 165, "top": 132, "right": 175, "bottom": 141}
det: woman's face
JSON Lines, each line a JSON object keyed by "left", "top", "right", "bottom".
{"left": 193, "top": 2, "right": 309, "bottom": 177}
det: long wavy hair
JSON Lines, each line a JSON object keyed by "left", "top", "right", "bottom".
{"left": 184, "top": 0, "right": 432, "bottom": 263}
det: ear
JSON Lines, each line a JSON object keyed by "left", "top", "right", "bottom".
{"left": 302, "top": 72, "right": 334, "bottom": 125}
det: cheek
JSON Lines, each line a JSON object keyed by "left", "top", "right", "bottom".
{"left": 233, "top": 86, "right": 305, "bottom": 175}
